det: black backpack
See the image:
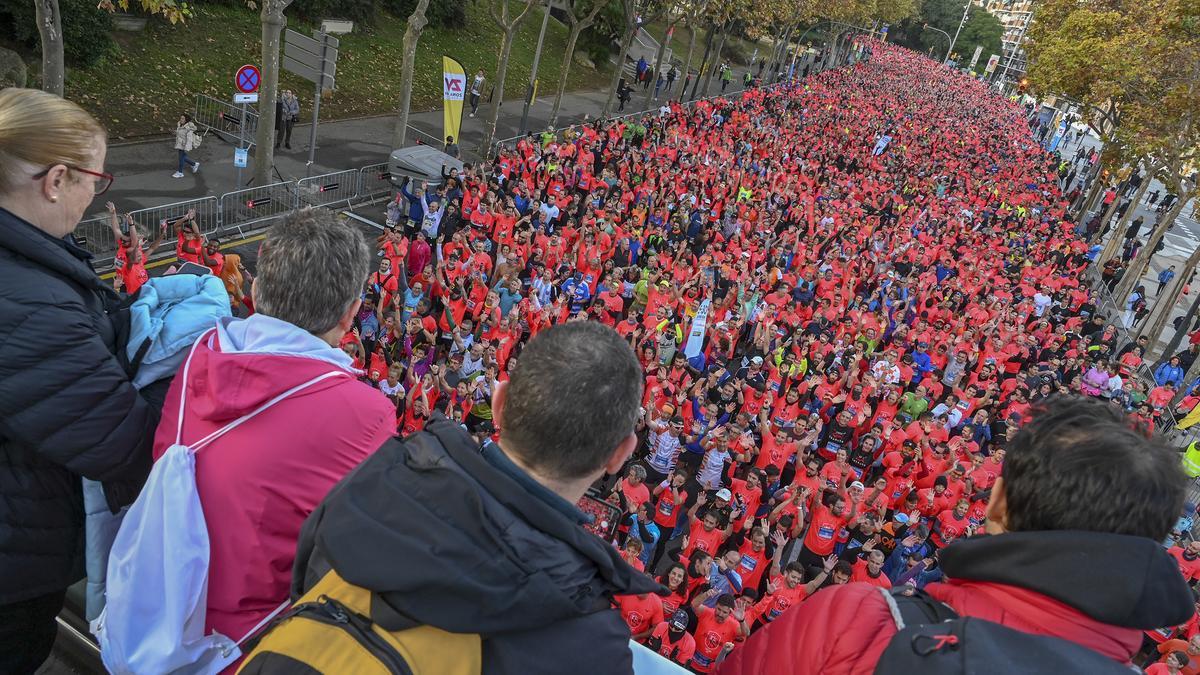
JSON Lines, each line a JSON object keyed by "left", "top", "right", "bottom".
{"left": 873, "top": 587, "right": 1137, "bottom": 675}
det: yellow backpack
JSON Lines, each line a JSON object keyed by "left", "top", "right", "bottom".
{"left": 237, "top": 569, "right": 481, "bottom": 675}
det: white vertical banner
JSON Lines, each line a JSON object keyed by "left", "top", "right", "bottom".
{"left": 683, "top": 299, "right": 711, "bottom": 358}
{"left": 969, "top": 45, "right": 983, "bottom": 71}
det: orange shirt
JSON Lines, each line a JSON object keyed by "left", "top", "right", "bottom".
{"left": 1156, "top": 639, "right": 1200, "bottom": 675}
{"left": 690, "top": 606, "right": 740, "bottom": 672}
{"left": 650, "top": 622, "right": 696, "bottom": 666}
{"left": 753, "top": 575, "right": 809, "bottom": 624}
{"left": 615, "top": 593, "right": 663, "bottom": 639}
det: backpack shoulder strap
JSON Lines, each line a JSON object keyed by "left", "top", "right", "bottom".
{"left": 878, "top": 586, "right": 960, "bottom": 630}
{"left": 173, "top": 330, "right": 350, "bottom": 451}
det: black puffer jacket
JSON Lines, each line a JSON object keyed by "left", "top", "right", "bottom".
{"left": 286, "top": 415, "right": 664, "bottom": 674}
{"left": 0, "top": 207, "right": 156, "bottom": 605}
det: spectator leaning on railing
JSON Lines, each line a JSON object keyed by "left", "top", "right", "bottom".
{"left": 0, "top": 87, "right": 158, "bottom": 674}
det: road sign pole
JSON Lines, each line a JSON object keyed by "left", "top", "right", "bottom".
{"left": 237, "top": 101, "right": 246, "bottom": 187}
{"left": 306, "top": 30, "right": 327, "bottom": 179}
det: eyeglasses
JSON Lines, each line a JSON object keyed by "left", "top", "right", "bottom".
{"left": 33, "top": 164, "right": 114, "bottom": 196}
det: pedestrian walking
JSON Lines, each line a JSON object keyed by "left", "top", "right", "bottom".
{"left": 666, "top": 66, "right": 677, "bottom": 94}
{"left": 172, "top": 113, "right": 200, "bottom": 178}
{"left": 1159, "top": 265, "right": 1177, "bottom": 294}
{"left": 276, "top": 90, "right": 299, "bottom": 150}
{"left": 655, "top": 71, "right": 665, "bottom": 99}
{"left": 618, "top": 80, "right": 633, "bottom": 112}
{"left": 720, "top": 64, "right": 732, "bottom": 92}
{"left": 469, "top": 69, "right": 485, "bottom": 117}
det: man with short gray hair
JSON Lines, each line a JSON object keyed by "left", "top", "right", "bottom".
{"left": 150, "top": 207, "right": 396, "bottom": 643}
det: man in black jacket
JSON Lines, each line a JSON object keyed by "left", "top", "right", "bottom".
{"left": 0, "top": 87, "right": 157, "bottom": 674}
{"left": 287, "top": 322, "right": 662, "bottom": 673}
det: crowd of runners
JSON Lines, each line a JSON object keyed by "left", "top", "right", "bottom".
{"left": 2, "top": 35, "right": 1198, "bottom": 675}
{"left": 339, "top": 42, "right": 1196, "bottom": 671}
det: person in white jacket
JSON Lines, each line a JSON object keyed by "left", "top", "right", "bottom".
{"left": 172, "top": 113, "right": 200, "bottom": 178}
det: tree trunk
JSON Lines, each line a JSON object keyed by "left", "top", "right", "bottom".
{"left": 700, "top": 22, "right": 728, "bottom": 97}
{"left": 1163, "top": 291, "right": 1200, "bottom": 383}
{"left": 688, "top": 21, "right": 716, "bottom": 101}
{"left": 603, "top": 25, "right": 638, "bottom": 116}
{"left": 34, "top": 0, "right": 64, "bottom": 96}
{"left": 641, "top": 20, "right": 677, "bottom": 109}
{"left": 254, "top": 0, "right": 289, "bottom": 186}
{"left": 550, "top": 22, "right": 583, "bottom": 127}
{"left": 391, "top": 0, "right": 430, "bottom": 150}
{"left": 1141, "top": 191, "right": 1199, "bottom": 346}
{"left": 1114, "top": 197, "right": 1188, "bottom": 304}
{"left": 1075, "top": 163, "right": 1105, "bottom": 222}
{"left": 481, "top": 27, "right": 518, "bottom": 154}
{"left": 770, "top": 23, "right": 796, "bottom": 84}
{"left": 1096, "top": 175, "right": 1151, "bottom": 266}
{"left": 1089, "top": 188, "right": 1123, "bottom": 248}
{"left": 678, "top": 17, "right": 698, "bottom": 101}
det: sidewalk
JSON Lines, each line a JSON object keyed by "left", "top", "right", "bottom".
{"left": 1072, "top": 132, "right": 1200, "bottom": 359}
{"left": 96, "top": 78, "right": 750, "bottom": 219}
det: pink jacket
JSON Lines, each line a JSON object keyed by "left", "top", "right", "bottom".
{"left": 152, "top": 314, "right": 395, "bottom": 643}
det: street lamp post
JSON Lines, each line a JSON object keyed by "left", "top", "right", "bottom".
{"left": 946, "top": 0, "right": 971, "bottom": 66}
{"left": 922, "top": 23, "right": 952, "bottom": 63}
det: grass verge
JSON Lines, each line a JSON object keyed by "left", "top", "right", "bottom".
{"left": 63, "top": 3, "right": 611, "bottom": 139}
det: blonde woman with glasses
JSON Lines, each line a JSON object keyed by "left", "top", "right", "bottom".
{"left": 0, "top": 88, "right": 157, "bottom": 673}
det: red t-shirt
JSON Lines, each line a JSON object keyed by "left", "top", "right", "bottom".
{"left": 620, "top": 478, "right": 651, "bottom": 512}
{"left": 736, "top": 540, "right": 769, "bottom": 591}
{"left": 1168, "top": 546, "right": 1200, "bottom": 582}
{"left": 803, "top": 502, "right": 851, "bottom": 556}
{"left": 685, "top": 519, "right": 727, "bottom": 559}
{"left": 850, "top": 559, "right": 892, "bottom": 588}
{"left": 650, "top": 622, "right": 697, "bottom": 666}
{"left": 691, "top": 605, "right": 741, "bottom": 672}
{"left": 615, "top": 593, "right": 664, "bottom": 638}
{"left": 754, "top": 575, "right": 808, "bottom": 624}
{"left": 654, "top": 487, "right": 687, "bottom": 529}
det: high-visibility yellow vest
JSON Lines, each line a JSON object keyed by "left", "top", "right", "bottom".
{"left": 1184, "top": 442, "right": 1200, "bottom": 478}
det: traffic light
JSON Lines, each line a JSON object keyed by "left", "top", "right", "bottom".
{"left": 1019, "top": 78, "right": 1029, "bottom": 91}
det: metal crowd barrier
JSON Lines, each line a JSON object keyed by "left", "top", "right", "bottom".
{"left": 357, "top": 163, "right": 394, "bottom": 202}
{"left": 129, "top": 196, "right": 221, "bottom": 238}
{"left": 219, "top": 181, "right": 299, "bottom": 235}
{"left": 193, "top": 93, "right": 259, "bottom": 146}
{"left": 297, "top": 169, "right": 358, "bottom": 211}
{"left": 75, "top": 214, "right": 118, "bottom": 265}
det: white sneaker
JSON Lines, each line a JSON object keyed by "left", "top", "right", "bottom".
{"left": 191, "top": 162, "right": 200, "bottom": 174}
{"left": 172, "top": 172, "right": 185, "bottom": 178}
{"left": 469, "top": 112, "right": 475, "bottom": 118}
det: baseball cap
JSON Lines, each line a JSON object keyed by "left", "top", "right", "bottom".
{"left": 894, "top": 512, "right": 910, "bottom": 524}
{"left": 751, "top": 355, "right": 764, "bottom": 365}
{"left": 669, "top": 610, "right": 689, "bottom": 631}
{"left": 715, "top": 488, "right": 733, "bottom": 501}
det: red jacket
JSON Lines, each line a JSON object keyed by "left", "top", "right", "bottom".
{"left": 719, "top": 532, "right": 1194, "bottom": 675}
{"left": 152, "top": 315, "right": 395, "bottom": 644}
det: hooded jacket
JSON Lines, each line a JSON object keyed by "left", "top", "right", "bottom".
{"left": 152, "top": 313, "right": 395, "bottom": 642}
{"left": 0, "top": 207, "right": 157, "bottom": 605}
{"left": 718, "top": 531, "right": 1195, "bottom": 675}
{"left": 290, "top": 415, "right": 664, "bottom": 674}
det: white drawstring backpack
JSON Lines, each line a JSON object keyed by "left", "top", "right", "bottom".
{"left": 93, "top": 331, "right": 347, "bottom": 674}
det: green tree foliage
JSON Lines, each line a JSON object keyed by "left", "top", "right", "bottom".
{"left": 889, "top": 0, "right": 1003, "bottom": 64}
{"left": 0, "top": 0, "right": 115, "bottom": 67}
{"left": 287, "top": 0, "right": 467, "bottom": 27}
